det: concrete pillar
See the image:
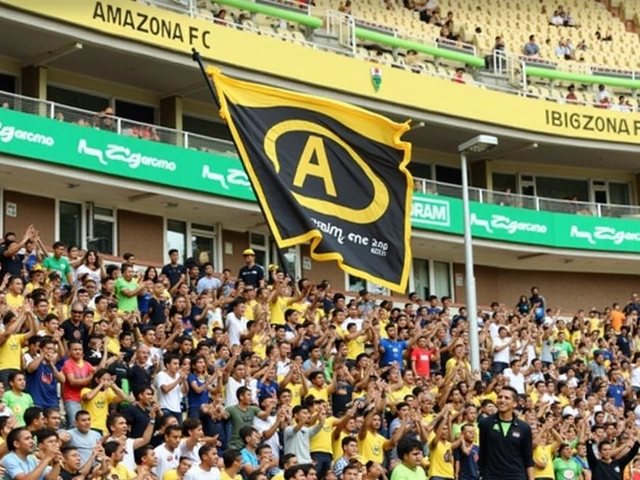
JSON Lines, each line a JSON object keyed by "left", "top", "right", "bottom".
{"left": 160, "top": 96, "right": 183, "bottom": 130}
{"left": 21, "top": 66, "right": 47, "bottom": 99}
{"left": 470, "top": 159, "right": 492, "bottom": 190}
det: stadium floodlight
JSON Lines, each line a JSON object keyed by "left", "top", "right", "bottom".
{"left": 458, "top": 134, "right": 499, "bottom": 154}
{"left": 458, "top": 134, "right": 499, "bottom": 372}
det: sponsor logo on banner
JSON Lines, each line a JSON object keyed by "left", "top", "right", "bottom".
{"left": 471, "top": 213, "right": 548, "bottom": 235}
{"left": 411, "top": 197, "right": 451, "bottom": 227}
{"left": 569, "top": 225, "right": 640, "bottom": 245}
{"left": 0, "top": 121, "right": 55, "bottom": 146}
{"left": 201, "top": 165, "right": 252, "bottom": 191}
{"left": 78, "top": 139, "right": 177, "bottom": 171}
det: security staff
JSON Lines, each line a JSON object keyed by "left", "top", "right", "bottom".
{"left": 478, "top": 386, "right": 534, "bottom": 480}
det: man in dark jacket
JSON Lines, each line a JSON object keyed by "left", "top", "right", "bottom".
{"left": 478, "top": 386, "right": 534, "bottom": 480}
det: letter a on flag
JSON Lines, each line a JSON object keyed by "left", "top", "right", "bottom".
{"left": 207, "top": 68, "right": 413, "bottom": 292}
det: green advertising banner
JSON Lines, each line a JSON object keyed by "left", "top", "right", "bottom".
{"left": 411, "top": 194, "right": 640, "bottom": 253}
{"left": 0, "top": 107, "right": 255, "bottom": 202}
{"left": 1, "top": 107, "right": 639, "bottom": 254}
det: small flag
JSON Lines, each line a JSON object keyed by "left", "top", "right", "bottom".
{"left": 207, "top": 68, "right": 413, "bottom": 291}
{"left": 371, "top": 67, "right": 382, "bottom": 92}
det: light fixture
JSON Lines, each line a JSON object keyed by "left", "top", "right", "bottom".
{"left": 161, "top": 202, "right": 178, "bottom": 209}
{"left": 457, "top": 134, "right": 499, "bottom": 154}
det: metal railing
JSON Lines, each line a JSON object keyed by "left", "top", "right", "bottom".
{"left": 1, "top": 88, "right": 639, "bottom": 220}
{"left": 414, "top": 178, "right": 640, "bottom": 219}
{"left": 0, "top": 90, "right": 236, "bottom": 156}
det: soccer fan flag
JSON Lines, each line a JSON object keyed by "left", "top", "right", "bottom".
{"left": 207, "top": 68, "right": 413, "bottom": 292}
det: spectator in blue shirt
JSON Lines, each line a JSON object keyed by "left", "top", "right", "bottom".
{"left": 523, "top": 35, "right": 540, "bottom": 56}
{"left": 454, "top": 424, "right": 480, "bottom": 480}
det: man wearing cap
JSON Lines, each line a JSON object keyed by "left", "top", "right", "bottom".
{"left": 238, "top": 249, "right": 264, "bottom": 288}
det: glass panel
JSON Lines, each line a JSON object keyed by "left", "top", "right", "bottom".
{"left": 167, "top": 220, "right": 187, "bottom": 263}
{"left": 536, "top": 176, "right": 589, "bottom": 201}
{"left": 47, "top": 85, "right": 108, "bottom": 112}
{"left": 280, "top": 247, "right": 298, "bottom": 280}
{"left": 59, "top": 202, "right": 82, "bottom": 248}
{"left": 0, "top": 74, "right": 16, "bottom": 94}
{"left": 408, "top": 161, "right": 432, "bottom": 180}
{"left": 254, "top": 250, "right": 267, "bottom": 271}
{"left": 492, "top": 173, "right": 517, "bottom": 193}
{"left": 183, "top": 115, "right": 233, "bottom": 141}
{"left": 433, "top": 261, "right": 451, "bottom": 298}
{"left": 435, "top": 165, "right": 462, "bottom": 185}
{"left": 94, "top": 206, "right": 113, "bottom": 217}
{"left": 250, "top": 232, "right": 266, "bottom": 246}
{"left": 348, "top": 274, "right": 366, "bottom": 292}
{"left": 192, "top": 223, "right": 214, "bottom": 232}
{"left": 114, "top": 99, "right": 155, "bottom": 124}
{"left": 593, "top": 190, "right": 608, "bottom": 204}
{"left": 89, "top": 219, "right": 114, "bottom": 255}
{"left": 412, "top": 259, "right": 430, "bottom": 300}
{"left": 609, "top": 182, "right": 630, "bottom": 205}
{"left": 191, "top": 235, "right": 215, "bottom": 267}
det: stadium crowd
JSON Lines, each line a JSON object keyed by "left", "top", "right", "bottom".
{"left": 0, "top": 224, "right": 638, "bottom": 480}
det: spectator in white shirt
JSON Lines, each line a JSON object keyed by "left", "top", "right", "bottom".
{"left": 155, "top": 353, "right": 188, "bottom": 422}
{"left": 503, "top": 359, "right": 526, "bottom": 395}
{"left": 226, "top": 299, "right": 248, "bottom": 346}
{"left": 196, "top": 263, "right": 222, "bottom": 295}
{"left": 492, "top": 326, "right": 515, "bottom": 375}
{"left": 185, "top": 444, "right": 221, "bottom": 480}
{"left": 154, "top": 424, "right": 182, "bottom": 480}
{"left": 596, "top": 84, "right": 611, "bottom": 103}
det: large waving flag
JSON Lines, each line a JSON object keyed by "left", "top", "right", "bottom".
{"left": 207, "top": 68, "right": 413, "bottom": 292}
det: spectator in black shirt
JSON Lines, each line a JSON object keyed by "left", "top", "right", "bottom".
{"left": 161, "top": 249, "right": 187, "bottom": 292}
{"left": 0, "top": 226, "right": 34, "bottom": 278}
{"left": 587, "top": 438, "right": 640, "bottom": 480}
{"left": 122, "top": 385, "right": 156, "bottom": 439}
{"left": 146, "top": 280, "right": 168, "bottom": 326}
{"left": 128, "top": 344, "right": 154, "bottom": 388}
{"left": 238, "top": 248, "right": 265, "bottom": 288}
{"left": 60, "top": 302, "right": 89, "bottom": 346}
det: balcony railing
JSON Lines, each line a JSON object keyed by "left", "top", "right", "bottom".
{"left": 0, "top": 90, "right": 237, "bottom": 158}
{"left": 414, "top": 178, "right": 640, "bottom": 219}
{"left": 0, "top": 88, "right": 638, "bottom": 220}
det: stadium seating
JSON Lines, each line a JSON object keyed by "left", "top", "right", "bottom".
{"left": 141, "top": 0, "right": 640, "bottom": 110}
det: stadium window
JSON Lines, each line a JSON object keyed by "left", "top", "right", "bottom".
{"left": 492, "top": 173, "right": 517, "bottom": 193}
{"left": 190, "top": 223, "right": 218, "bottom": 269}
{"left": 88, "top": 206, "right": 116, "bottom": 256}
{"left": 536, "top": 176, "right": 589, "bottom": 201}
{"left": 272, "top": 245, "right": 301, "bottom": 281}
{"left": 167, "top": 219, "right": 187, "bottom": 263}
{"left": 408, "top": 161, "right": 432, "bottom": 180}
{"left": 249, "top": 232, "right": 269, "bottom": 271}
{"left": 115, "top": 99, "right": 155, "bottom": 124}
{"left": 183, "top": 114, "right": 233, "bottom": 141}
{"left": 609, "top": 182, "right": 630, "bottom": 205}
{"left": 346, "top": 274, "right": 389, "bottom": 296}
{"left": 432, "top": 261, "right": 452, "bottom": 299}
{"left": 0, "top": 73, "right": 16, "bottom": 94}
{"left": 57, "top": 201, "right": 83, "bottom": 250}
{"left": 435, "top": 165, "right": 462, "bottom": 185}
{"left": 410, "top": 259, "right": 453, "bottom": 301}
{"left": 47, "top": 85, "right": 109, "bottom": 112}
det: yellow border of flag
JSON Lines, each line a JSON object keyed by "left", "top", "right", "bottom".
{"left": 208, "top": 68, "right": 413, "bottom": 292}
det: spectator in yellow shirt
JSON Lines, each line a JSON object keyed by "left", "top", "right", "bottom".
{"left": 222, "top": 449, "right": 244, "bottom": 480}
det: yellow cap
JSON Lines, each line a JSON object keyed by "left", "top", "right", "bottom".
{"left": 242, "top": 248, "right": 256, "bottom": 256}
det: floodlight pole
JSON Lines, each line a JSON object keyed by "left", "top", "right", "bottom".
{"left": 460, "top": 150, "right": 480, "bottom": 373}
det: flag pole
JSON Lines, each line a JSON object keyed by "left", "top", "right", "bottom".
{"left": 191, "top": 48, "right": 221, "bottom": 109}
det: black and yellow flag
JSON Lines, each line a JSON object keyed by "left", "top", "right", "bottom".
{"left": 208, "top": 68, "right": 413, "bottom": 292}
